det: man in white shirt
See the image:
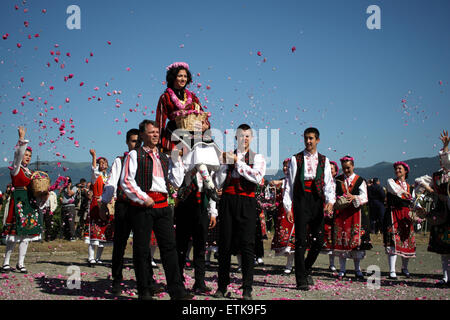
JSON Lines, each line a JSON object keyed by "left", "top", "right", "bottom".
{"left": 170, "top": 152, "right": 218, "bottom": 294}
{"left": 284, "top": 127, "right": 335, "bottom": 290}
{"left": 120, "top": 120, "right": 192, "bottom": 300}
{"left": 212, "top": 124, "right": 266, "bottom": 300}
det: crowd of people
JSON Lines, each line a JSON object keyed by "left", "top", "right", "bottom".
{"left": 0, "top": 62, "right": 448, "bottom": 300}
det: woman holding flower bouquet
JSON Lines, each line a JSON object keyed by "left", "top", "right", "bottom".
{"left": 1, "top": 126, "right": 49, "bottom": 273}
{"left": 333, "top": 155, "right": 372, "bottom": 281}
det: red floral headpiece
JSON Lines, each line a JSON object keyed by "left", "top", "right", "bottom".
{"left": 393, "top": 161, "right": 410, "bottom": 173}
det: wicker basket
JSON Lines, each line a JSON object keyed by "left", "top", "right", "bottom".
{"left": 30, "top": 171, "right": 50, "bottom": 197}
{"left": 175, "top": 104, "right": 208, "bottom": 131}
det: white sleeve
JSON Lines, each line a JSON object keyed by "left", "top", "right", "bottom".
{"left": 439, "top": 149, "right": 450, "bottom": 171}
{"left": 11, "top": 139, "right": 29, "bottom": 177}
{"left": 213, "top": 164, "right": 229, "bottom": 189}
{"left": 91, "top": 165, "right": 101, "bottom": 184}
{"left": 102, "top": 157, "right": 122, "bottom": 204}
{"left": 323, "top": 158, "right": 336, "bottom": 205}
{"left": 283, "top": 156, "right": 296, "bottom": 213}
{"left": 168, "top": 156, "right": 187, "bottom": 188}
{"left": 386, "top": 178, "right": 405, "bottom": 198}
{"left": 353, "top": 179, "right": 368, "bottom": 207}
{"left": 208, "top": 199, "right": 218, "bottom": 218}
{"left": 235, "top": 154, "right": 266, "bottom": 185}
{"left": 120, "top": 151, "right": 150, "bottom": 205}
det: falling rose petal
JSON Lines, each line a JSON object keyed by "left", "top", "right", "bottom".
{"left": 66, "top": 52, "right": 71, "bottom": 57}
{"left": 34, "top": 33, "right": 39, "bottom": 38}
{"left": 24, "top": 21, "right": 29, "bottom": 28}
{"left": 85, "top": 58, "right": 89, "bottom": 63}
{"left": 20, "top": 77, "right": 24, "bottom": 82}
{"left": 257, "top": 51, "right": 262, "bottom": 56}
{"left": 15, "top": 5, "right": 19, "bottom": 10}
{"left": 49, "top": 86, "right": 54, "bottom": 90}
{"left": 54, "top": 58, "right": 59, "bottom": 63}
{"left": 46, "top": 62, "right": 50, "bottom": 67}
{"left": 12, "top": 109, "right": 18, "bottom": 114}
{"left": 107, "top": 41, "right": 111, "bottom": 45}
{"left": 65, "top": 98, "right": 70, "bottom": 103}
{"left": 291, "top": 46, "right": 296, "bottom": 53}
{"left": 2, "top": 34, "right": 9, "bottom": 40}
{"left": 17, "top": 43, "right": 22, "bottom": 48}
{"left": 42, "top": 9, "right": 47, "bottom": 13}
{"left": 126, "top": 67, "right": 131, "bottom": 71}
{"left": 68, "top": 74, "right": 74, "bottom": 79}
{"left": 117, "top": 131, "right": 122, "bottom": 135}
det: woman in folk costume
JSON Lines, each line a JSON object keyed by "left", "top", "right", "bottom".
{"left": 271, "top": 158, "right": 296, "bottom": 275}
{"left": 333, "top": 155, "right": 372, "bottom": 281}
{"left": 1, "top": 127, "right": 48, "bottom": 273}
{"left": 383, "top": 161, "right": 416, "bottom": 280}
{"left": 155, "top": 62, "right": 220, "bottom": 202}
{"left": 84, "top": 149, "right": 113, "bottom": 267}
{"left": 426, "top": 130, "right": 450, "bottom": 286}
{"left": 320, "top": 160, "right": 339, "bottom": 272}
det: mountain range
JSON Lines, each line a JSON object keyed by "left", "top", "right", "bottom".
{"left": 0, "top": 155, "right": 441, "bottom": 191}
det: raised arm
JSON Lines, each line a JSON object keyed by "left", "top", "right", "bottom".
{"left": 11, "top": 126, "right": 29, "bottom": 177}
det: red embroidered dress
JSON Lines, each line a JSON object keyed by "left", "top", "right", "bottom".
{"left": 333, "top": 174, "right": 372, "bottom": 253}
{"left": 3, "top": 140, "right": 42, "bottom": 241}
{"left": 383, "top": 179, "right": 416, "bottom": 258}
{"left": 155, "top": 88, "right": 202, "bottom": 152}
{"left": 271, "top": 180, "right": 295, "bottom": 255}
{"left": 85, "top": 174, "right": 114, "bottom": 244}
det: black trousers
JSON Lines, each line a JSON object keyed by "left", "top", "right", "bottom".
{"left": 293, "top": 191, "right": 325, "bottom": 284}
{"left": 174, "top": 192, "right": 209, "bottom": 287}
{"left": 111, "top": 201, "right": 133, "bottom": 282}
{"left": 255, "top": 213, "right": 264, "bottom": 258}
{"left": 218, "top": 194, "right": 256, "bottom": 293}
{"left": 61, "top": 205, "right": 76, "bottom": 239}
{"left": 129, "top": 205, "right": 186, "bottom": 298}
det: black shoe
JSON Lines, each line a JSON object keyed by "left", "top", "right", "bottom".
{"left": 337, "top": 272, "right": 347, "bottom": 281}
{"left": 401, "top": 269, "right": 411, "bottom": 279}
{"left": 112, "top": 280, "right": 122, "bottom": 296}
{"left": 306, "top": 275, "right": 314, "bottom": 286}
{"left": 15, "top": 264, "right": 27, "bottom": 274}
{"left": 193, "top": 284, "right": 212, "bottom": 294}
{"left": 149, "top": 282, "right": 165, "bottom": 295}
{"left": 205, "top": 188, "right": 220, "bottom": 202}
{"left": 388, "top": 272, "right": 398, "bottom": 280}
{"left": 242, "top": 290, "right": 252, "bottom": 300}
{"left": 305, "top": 267, "right": 313, "bottom": 275}
{"left": 1, "top": 265, "right": 12, "bottom": 273}
{"left": 296, "top": 278, "right": 310, "bottom": 291}
{"left": 138, "top": 289, "right": 154, "bottom": 301}
{"left": 172, "top": 292, "right": 194, "bottom": 300}
{"left": 355, "top": 272, "right": 366, "bottom": 282}
{"left": 435, "top": 279, "right": 448, "bottom": 287}
{"left": 213, "top": 289, "right": 227, "bottom": 298}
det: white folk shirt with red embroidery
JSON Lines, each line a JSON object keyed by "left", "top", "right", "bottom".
{"left": 120, "top": 147, "right": 168, "bottom": 206}
{"left": 386, "top": 178, "right": 415, "bottom": 199}
{"left": 343, "top": 173, "right": 368, "bottom": 208}
{"left": 283, "top": 150, "right": 335, "bottom": 213}
{"left": 11, "top": 139, "right": 31, "bottom": 177}
{"left": 214, "top": 150, "right": 266, "bottom": 189}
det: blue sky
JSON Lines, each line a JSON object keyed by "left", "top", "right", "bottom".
{"left": 0, "top": 0, "right": 449, "bottom": 174}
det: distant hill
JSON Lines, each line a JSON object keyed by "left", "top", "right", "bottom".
{"left": 0, "top": 156, "right": 441, "bottom": 191}
{"left": 0, "top": 161, "right": 92, "bottom": 190}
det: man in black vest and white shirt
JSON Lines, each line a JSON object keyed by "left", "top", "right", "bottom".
{"left": 284, "top": 127, "right": 335, "bottom": 290}
{"left": 213, "top": 123, "right": 266, "bottom": 300}
{"left": 120, "top": 120, "right": 192, "bottom": 300}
